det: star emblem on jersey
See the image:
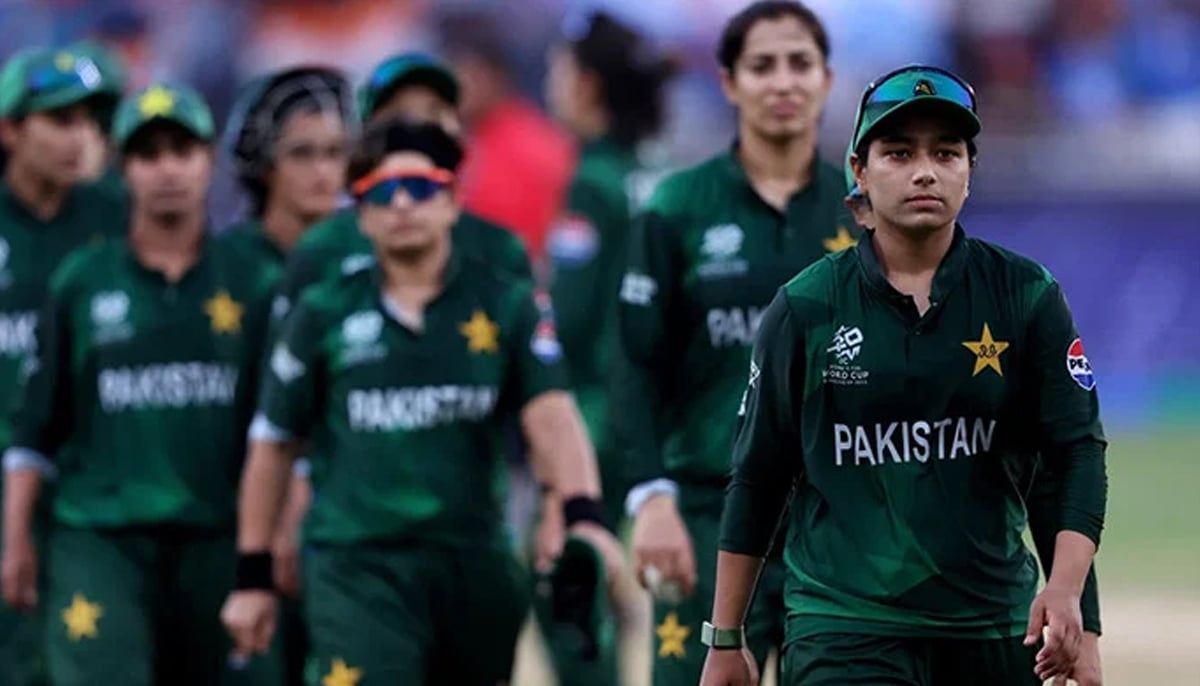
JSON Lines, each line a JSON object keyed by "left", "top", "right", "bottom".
{"left": 962, "top": 323, "right": 1009, "bottom": 377}
{"left": 823, "top": 226, "right": 858, "bottom": 253}
{"left": 62, "top": 593, "right": 103, "bottom": 641}
{"left": 322, "top": 658, "right": 362, "bottom": 686}
{"left": 138, "top": 86, "right": 176, "bottom": 118}
{"left": 459, "top": 309, "right": 499, "bottom": 354}
{"left": 204, "top": 290, "right": 243, "bottom": 334}
{"left": 656, "top": 612, "right": 690, "bottom": 659}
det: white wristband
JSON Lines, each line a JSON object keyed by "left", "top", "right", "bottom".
{"left": 625, "top": 478, "right": 679, "bottom": 519}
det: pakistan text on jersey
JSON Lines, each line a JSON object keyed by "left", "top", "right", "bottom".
{"left": 833, "top": 417, "right": 997, "bottom": 467}
{"left": 98, "top": 363, "right": 238, "bottom": 412}
{"left": 0, "top": 311, "right": 37, "bottom": 356}
{"left": 707, "top": 306, "right": 765, "bottom": 348}
{"left": 347, "top": 386, "right": 499, "bottom": 432}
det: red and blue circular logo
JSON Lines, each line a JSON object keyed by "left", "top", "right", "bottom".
{"left": 1066, "top": 338, "right": 1095, "bottom": 391}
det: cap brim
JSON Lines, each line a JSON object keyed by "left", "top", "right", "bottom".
{"left": 855, "top": 96, "right": 981, "bottom": 152}
{"left": 24, "top": 84, "right": 104, "bottom": 114}
{"left": 117, "top": 115, "right": 213, "bottom": 149}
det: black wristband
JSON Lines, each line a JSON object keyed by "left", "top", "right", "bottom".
{"left": 235, "top": 551, "right": 274, "bottom": 591}
{"left": 563, "top": 496, "right": 608, "bottom": 530}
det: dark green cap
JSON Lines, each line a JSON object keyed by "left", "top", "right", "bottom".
{"left": 532, "top": 536, "right": 617, "bottom": 674}
{"left": 851, "top": 64, "right": 981, "bottom": 155}
{"left": 112, "top": 83, "right": 215, "bottom": 150}
{"left": 357, "top": 52, "right": 459, "bottom": 122}
{"left": 0, "top": 47, "right": 108, "bottom": 118}
{"left": 844, "top": 142, "right": 860, "bottom": 199}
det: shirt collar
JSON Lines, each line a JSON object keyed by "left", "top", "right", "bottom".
{"left": 856, "top": 223, "right": 970, "bottom": 302}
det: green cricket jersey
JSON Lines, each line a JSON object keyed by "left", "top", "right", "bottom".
{"left": 251, "top": 250, "right": 567, "bottom": 546}
{"left": 0, "top": 182, "right": 127, "bottom": 452}
{"left": 722, "top": 226, "right": 1108, "bottom": 640}
{"left": 545, "top": 136, "right": 639, "bottom": 458}
{"left": 615, "top": 150, "right": 855, "bottom": 487}
{"left": 216, "top": 219, "right": 285, "bottom": 268}
{"left": 6, "top": 236, "right": 280, "bottom": 529}
{"left": 275, "top": 207, "right": 531, "bottom": 315}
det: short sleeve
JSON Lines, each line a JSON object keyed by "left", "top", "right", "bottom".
{"left": 249, "top": 297, "right": 328, "bottom": 443}
{"left": 504, "top": 285, "right": 571, "bottom": 409}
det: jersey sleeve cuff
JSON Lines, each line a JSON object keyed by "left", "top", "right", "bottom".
{"left": 2, "top": 447, "right": 58, "bottom": 479}
{"left": 624, "top": 478, "right": 679, "bottom": 518}
{"left": 248, "top": 413, "right": 296, "bottom": 443}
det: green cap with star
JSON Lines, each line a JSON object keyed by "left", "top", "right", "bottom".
{"left": 112, "top": 83, "right": 215, "bottom": 150}
{"left": 0, "top": 47, "right": 109, "bottom": 118}
{"left": 851, "top": 64, "right": 981, "bottom": 155}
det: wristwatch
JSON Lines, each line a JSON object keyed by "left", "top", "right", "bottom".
{"left": 700, "top": 621, "right": 745, "bottom": 650}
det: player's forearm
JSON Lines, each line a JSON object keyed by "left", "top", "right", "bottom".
{"left": 610, "top": 354, "right": 669, "bottom": 484}
{"left": 522, "top": 391, "right": 602, "bottom": 500}
{"left": 276, "top": 471, "right": 312, "bottom": 543}
{"left": 236, "top": 440, "right": 298, "bottom": 552}
{"left": 1047, "top": 531, "right": 1097, "bottom": 596}
{"left": 2, "top": 468, "right": 42, "bottom": 548}
{"left": 1027, "top": 467, "right": 1102, "bottom": 633}
{"left": 1056, "top": 438, "right": 1107, "bottom": 545}
{"left": 710, "top": 551, "right": 764, "bottom": 627}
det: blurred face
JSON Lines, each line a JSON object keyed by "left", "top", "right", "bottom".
{"left": 356, "top": 151, "right": 459, "bottom": 260}
{"left": 123, "top": 125, "right": 213, "bottom": 222}
{"left": 854, "top": 112, "right": 971, "bottom": 237}
{"left": 267, "top": 110, "right": 349, "bottom": 221}
{"left": 544, "top": 46, "right": 591, "bottom": 132}
{"left": 1, "top": 103, "right": 97, "bottom": 187}
{"left": 720, "top": 16, "right": 831, "bottom": 143}
{"left": 371, "top": 84, "right": 462, "bottom": 137}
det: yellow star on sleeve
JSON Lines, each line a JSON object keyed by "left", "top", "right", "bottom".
{"left": 961, "top": 322, "right": 1010, "bottom": 376}
{"left": 823, "top": 225, "right": 858, "bottom": 253}
{"left": 459, "top": 309, "right": 499, "bottom": 354}
{"left": 322, "top": 658, "right": 363, "bottom": 686}
{"left": 138, "top": 86, "right": 176, "bottom": 118}
{"left": 656, "top": 611, "right": 691, "bottom": 659}
{"left": 62, "top": 593, "right": 103, "bottom": 641}
{"left": 204, "top": 290, "right": 243, "bottom": 334}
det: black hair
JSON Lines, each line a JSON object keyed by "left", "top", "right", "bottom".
{"left": 347, "top": 117, "right": 464, "bottom": 186}
{"left": 569, "top": 12, "right": 679, "bottom": 147}
{"left": 717, "top": 0, "right": 830, "bottom": 71}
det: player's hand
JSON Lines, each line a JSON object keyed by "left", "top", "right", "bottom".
{"left": 1025, "top": 584, "right": 1083, "bottom": 681}
{"left": 1, "top": 531, "right": 38, "bottom": 611}
{"left": 567, "top": 520, "right": 627, "bottom": 591}
{"left": 631, "top": 494, "right": 696, "bottom": 597}
{"left": 271, "top": 530, "right": 302, "bottom": 597}
{"left": 221, "top": 590, "right": 278, "bottom": 659}
{"left": 534, "top": 492, "right": 565, "bottom": 574}
{"left": 699, "top": 647, "right": 759, "bottom": 686}
{"left": 1050, "top": 630, "right": 1102, "bottom": 686}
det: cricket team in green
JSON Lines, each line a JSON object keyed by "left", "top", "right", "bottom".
{"left": 0, "top": 2, "right": 1108, "bottom": 685}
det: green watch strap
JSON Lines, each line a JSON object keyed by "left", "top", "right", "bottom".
{"left": 701, "top": 621, "right": 745, "bottom": 650}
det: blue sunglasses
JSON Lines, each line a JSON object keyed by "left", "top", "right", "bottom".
{"left": 351, "top": 168, "right": 454, "bottom": 206}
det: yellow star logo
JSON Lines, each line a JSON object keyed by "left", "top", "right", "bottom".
{"left": 459, "top": 309, "right": 499, "bottom": 354}
{"left": 204, "top": 290, "right": 243, "bottom": 334}
{"left": 62, "top": 593, "right": 102, "bottom": 642}
{"left": 823, "top": 225, "right": 858, "bottom": 253}
{"left": 322, "top": 658, "right": 363, "bottom": 686}
{"left": 54, "top": 52, "right": 76, "bottom": 72}
{"left": 656, "top": 612, "right": 691, "bottom": 659}
{"left": 138, "top": 86, "right": 176, "bottom": 118}
{"left": 962, "top": 323, "right": 1010, "bottom": 377}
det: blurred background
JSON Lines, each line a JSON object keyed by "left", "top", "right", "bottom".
{"left": 3, "top": 0, "right": 1197, "bottom": 683}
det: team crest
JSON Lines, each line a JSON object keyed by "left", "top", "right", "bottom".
{"left": 824, "top": 324, "right": 869, "bottom": 386}
{"left": 529, "top": 289, "right": 562, "bottom": 364}
{"left": 342, "top": 311, "right": 383, "bottom": 345}
{"left": 1066, "top": 338, "right": 1096, "bottom": 390}
{"left": 697, "top": 224, "right": 748, "bottom": 279}
{"left": 914, "top": 79, "right": 936, "bottom": 96}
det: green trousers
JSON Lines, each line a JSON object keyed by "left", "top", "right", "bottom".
{"left": 651, "top": 485, "right": 786, "bottom": 686}
{"left": 781, "top": 633, "right": 1041, "bottom": 685}
{"left": 44, "top": 526, "right": 281, "bottom": 686}
{"left": 303, "top": 539, "right": 530, "bottom": 685}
